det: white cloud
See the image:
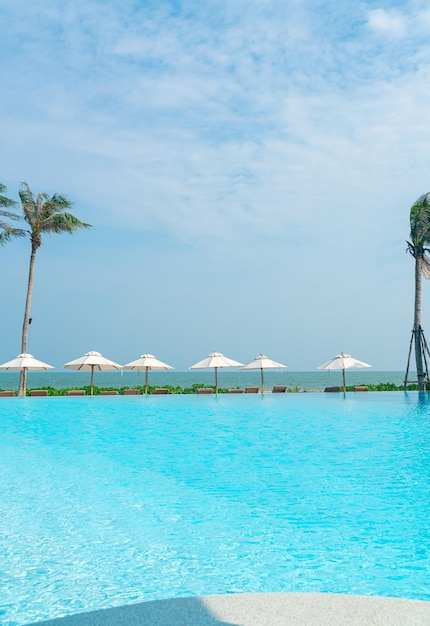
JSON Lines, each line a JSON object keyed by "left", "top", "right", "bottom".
{"left": 367, "top": 9, "right": 408, "bottom": 37}
{"left": 367, "top": 6, "right": 430, "bottom": 40}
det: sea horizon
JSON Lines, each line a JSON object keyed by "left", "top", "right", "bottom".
{"left": 0, "top": 370, "right": 414, "bottom": 391}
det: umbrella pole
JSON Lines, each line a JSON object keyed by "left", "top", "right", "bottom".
{"left": 215, "top": 367, "right": 218, "bottom": 394}
{"left": 342, "top": 368, "right": 346, "bottom": 393}
{"left": 145, "top": 368, "right": 148, "bottom": 395}
{"left": 90, "top": 366, "right": 94, "bottom": 396}
{"left": 261, "top": 368, "right": 264, "bottom": 393}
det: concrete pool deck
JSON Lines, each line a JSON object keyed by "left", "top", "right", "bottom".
{"left": 29, "top": 592, "right": 430, "bottom": 625}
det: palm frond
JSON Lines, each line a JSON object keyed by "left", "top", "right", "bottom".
{"left": 40, "top": 196, "right": 73, "bottom": 225}
{"left": 406, "top": 241, "right": 430, "bottom": 278}
{"left": 19, "top": 183, "right": 38, "bottom": 225}
{"left": 407, "top": 240, "right": 415, "bottom": 257}
{"left": 423, "top": 252, "right": 430, "bottom": 279}
{"left": 0, "top": 226, "right": 27, "bottom": 246}
{"left": 0, "top": 195, "right": 17, "bottom": 209}
{"left": 49, "top": 194, "right": 73, "bottom": 210}
{"left": 0, "top": 208, "right": 20, "bottom": 220}
{"left": 45, "top": 212, "right": 91, "bottom": 234}
{"left": 410, "top": 192, "right": 430, "bottom": 247}
{"left": 0, "top": 182, "right": 17, "bottom": 209}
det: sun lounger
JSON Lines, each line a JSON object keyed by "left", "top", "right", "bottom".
{"left": 245, "top": 387, "right": 259, "bottom": 393}
{"left": 67, "top": 390, "right": 86, "bottom": 396}
{"left": 324, "top": 386, "right": 340, "bottom": 392}
{"left": 153, "top": 388, "right": 170, "bottom": 395}
{"left": 196, "top": 388, "right": 213, "bottom": 394}
{"left": 99, "top": 390, "right": 119, "bottom": 395}
{"left": 354, "top": 386, "right": 368, "bottom": 392}
{"left": 228, "top": 389, "right": 243, "bottom": 393}
{"left": 123, "top": 389, "right": 139, "bottom": 395}
{"left": 272, "top": 386, "right": 287, "bottom": 393}
{"left": 0, "top": 390, "right": 15, "bottom": 397}
{"left": 30, "top": 390, "right": 48, "bottom": 396}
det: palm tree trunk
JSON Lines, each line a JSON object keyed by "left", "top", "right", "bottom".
{"left": 414, "top": 255, "right": 426, "bottom": 391}
{"left": 18, "top": 246, "right": 37, "bottom": 397}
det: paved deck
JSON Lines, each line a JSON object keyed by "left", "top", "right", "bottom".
{"left": 29, "top": 592, "right": 430, "bottom": 625}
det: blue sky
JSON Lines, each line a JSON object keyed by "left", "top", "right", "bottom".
{"left": 1, "top": 0, "right": 430, "bottom": 371}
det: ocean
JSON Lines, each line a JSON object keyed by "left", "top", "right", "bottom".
{"left": 0, "top": 370, "right": 413, "bottom": 391}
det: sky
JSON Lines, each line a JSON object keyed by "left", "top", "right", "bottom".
{"left": 1, "top": 0, "right": 430, "bottom": 371}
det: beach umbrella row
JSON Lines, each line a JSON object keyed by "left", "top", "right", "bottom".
{"left": 188, "top": 351, "right": 371, "bottom": 393}
{"left": 189, "top": 351, "right": 289, "bottom": 393}
{"left": 0, "top": 350, "right": 174, "bottom": 397}
{"left": 63, "top": 351, "right": 173, "bottom": 396}
{"left": 0, "top": 350, "right": 372, "bottom": 396}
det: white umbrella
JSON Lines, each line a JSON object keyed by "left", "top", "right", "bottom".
{"left": 317, "top": 352, "right": 371, "bottom": 393}
{"left": 189, "top": 351, "right": 243, "bottom": 394}
{"left": 241, "top": 354, "right": 287, "bottom": 393}
{"left": 123, "top": 353, "right": 174, "bottom": 394}
{"left": 64, "top": 350, "right": 122, "bottom": 396}
{"left": 0, "top": 353, "right": 54, "bottom": 397}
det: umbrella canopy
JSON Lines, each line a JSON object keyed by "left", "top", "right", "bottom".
{"left": 241, "top": 354, "right": 287, "bottom": 393}
{"left": 123, "top": 353, "right": 174, "bottom": 394}
{"left": 189, "top": 351, "right": 243, "bottom": 393}
{"left": 64, "top": 351, "right": 122, "bottom": 395}
{"left": 0, "top": 353, "right": 54, "bottom": 371}
{"left": 0, "top": 353, "right": 54, "bottom": 397}
{"left": 317, "top": 352, "right": 371, "bottom": 392}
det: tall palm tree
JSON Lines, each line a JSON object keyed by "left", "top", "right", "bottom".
{"left": 406, "top": 192, "right": 430, "bottom": 390}
{"left": 0, "top": 183, "right": 26, "bottom": 245}
{"left": 17, "top": 182, "right": 91, "bottom": 396}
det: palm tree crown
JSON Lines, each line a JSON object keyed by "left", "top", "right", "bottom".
{"left": 19, "top": 182, "right": 91, "bottom": 250}
{"left": 408, "top": 192, "right": 430, "bottom": 277}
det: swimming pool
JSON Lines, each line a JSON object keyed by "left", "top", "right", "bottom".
{"left": 1, "top": 393, "right": 430, "bottom": 625}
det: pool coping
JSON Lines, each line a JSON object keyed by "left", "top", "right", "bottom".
{"left": 27, "top": 592, "right": 430, "bottom": 625}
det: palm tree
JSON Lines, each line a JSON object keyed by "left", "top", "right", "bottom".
{"left": 0, "top": 183, "right": 26, "bottom": 245}
{"left": 405, "top": 192, "right": 430, "bottom": 390}
{"left": 17, "top": 182, "right": 91, "bottom": 396}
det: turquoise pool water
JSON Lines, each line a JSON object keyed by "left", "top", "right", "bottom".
{"left": 1, "top": 393, "right": 430, "bottom": 624}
